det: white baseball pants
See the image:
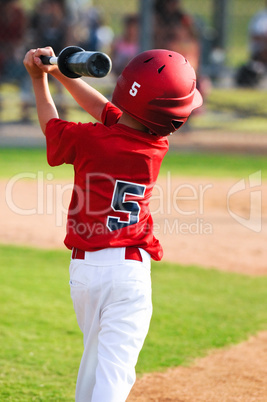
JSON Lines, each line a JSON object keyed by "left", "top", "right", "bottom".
{"left": 69, "top": 247, "right": 152, "bottom": 402}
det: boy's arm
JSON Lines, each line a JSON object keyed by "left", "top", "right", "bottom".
{"left": 33, "top": 47, "right": 109, "bottom": 122}
{"left": 50, "top": 69, "right": 109, "bottom": 122}
{"left": 24, "top": 49, "right": 58, "bottom": 134}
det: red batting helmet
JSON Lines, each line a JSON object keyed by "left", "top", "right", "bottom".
{"left": 112, "top": 49, "right": 203, "bottom": 136}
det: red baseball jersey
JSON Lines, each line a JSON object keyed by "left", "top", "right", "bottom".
{"left": 45, "top": 102, "right": 169, "bottom": 260}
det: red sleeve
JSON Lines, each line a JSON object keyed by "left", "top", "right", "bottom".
{"left": 45, "top": 102, "right": 122, "bottom": 167}
{"left": 45, "top": 118, "right": 81, "bottom": 166}
{"left": 101, "top": 102, "right": 122, "bottom": 127}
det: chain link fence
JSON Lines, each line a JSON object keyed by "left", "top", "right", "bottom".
{"left": 0, "top": 0, "right": 266, "bottom": 126}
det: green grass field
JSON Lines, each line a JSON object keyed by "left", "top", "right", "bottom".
{"left": 1, "top": 245, "right": 267, "bottom": 400}
{"left": 0, "top": 148, "right": 267, "bottom": 180}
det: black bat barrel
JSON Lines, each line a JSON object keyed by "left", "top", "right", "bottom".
{"left": 64, "top": 51, "right": 112, "bottom": 78}
{"left": 40, "top": 46, "right": 112, "bottom": 79}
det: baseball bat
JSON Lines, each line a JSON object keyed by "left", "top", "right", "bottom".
{"left": 40, "top": 46, "right": 112, "bottom": 79}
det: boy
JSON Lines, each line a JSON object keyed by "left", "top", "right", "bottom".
{"left": 23, "top": 46, "right": 202, "bottom": 402}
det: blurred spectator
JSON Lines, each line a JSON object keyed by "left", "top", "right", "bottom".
{"left": 111, "top": 14, "right": 140, "bottom": 77}
{"left": 154, "top": 0, "right": 209, "bottom": 114}
{"left": 76, "top": 6, "right": 114, "bottom": 53}
{"left": 29, "top": 0, "right": 74, "bottom": 118}
{"left": 0, "top": 0, "right": 27, "bottom": 76}
{"left": 165, "top": 21, "right": 200, "bottom": 73}
{"left": 30, "top": 0, "right": 73, "bottom": 55}
{"left": 249, "top": 8, "right": 267, "bottom": 65}
{"left": 236, "top": 7, "right": 267, "bottom": 87}
{"left": 0, "top": 0, "right": 30, "bottom": 121}
{"left": 154, "top": 0, "right": 200, "bottom": 72}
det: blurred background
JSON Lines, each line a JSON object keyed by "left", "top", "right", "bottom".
{"left": 1, "top": 0, "right": 267, "bottom": 151}
{"left": 1, "top": 5, "right": 267, "bottom": 398}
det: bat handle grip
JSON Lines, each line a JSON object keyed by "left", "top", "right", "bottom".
{"left": 40, "top": 55, "right": 58, "bottom": 65}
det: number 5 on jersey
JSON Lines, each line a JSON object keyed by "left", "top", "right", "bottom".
{"left": 107, "top": 180, "right": 146, "bottom": 231}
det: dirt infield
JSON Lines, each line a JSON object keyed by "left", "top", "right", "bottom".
{"left": 128, "top": 331, "right": 267, "bottom": 402}
{"left": 1, "top": 175, "right": 267, "bottom": 400}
